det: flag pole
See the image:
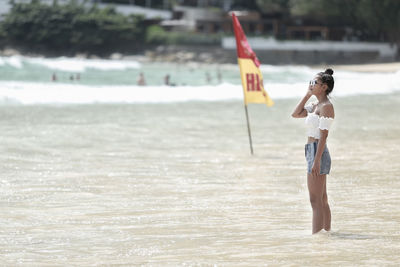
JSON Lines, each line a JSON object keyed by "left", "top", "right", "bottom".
{"left": 244, "top": 105, "right": 254, "bottom": 155}
{"left": 232, "top": 13, "right": 273, "bottom": 155}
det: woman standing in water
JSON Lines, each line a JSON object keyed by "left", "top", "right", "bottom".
{"left": 291, "top": 69, "right": 335, "bottom": 234}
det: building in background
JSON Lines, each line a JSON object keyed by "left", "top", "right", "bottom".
{"left": 1, "top": 0, "right": 395, "bottom": 44}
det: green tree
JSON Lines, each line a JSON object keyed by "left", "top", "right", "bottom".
{"left": 231, "top": 0, "right": 258, "bottom": 10}
{"left": 355, "top": 0, "right": 400, "bottom": 44}
{"left": 256, "top": 0, "right": 291, "bottom": 14}
{"left": 289, "top": 0, "right": 359, "bottom": 26}
{"left": 101, "top": 0, "right": 172, "bottom": 9}
{"left": 287, "top": 0, "right": 400, "bottom": 43}
{"left": 0, "top": 0, "right": 145, "bottom": 55}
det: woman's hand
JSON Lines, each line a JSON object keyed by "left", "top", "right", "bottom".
{"left": 312, "top": 159, "right": 320, "bottom": 177}
{"left": 291, "top": 84, "right": 313, "bottom": 118}
{"left": 306, "top": 84, "right": 313, "bottom": 98}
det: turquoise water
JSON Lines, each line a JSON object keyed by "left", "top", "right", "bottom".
{"left": 1, "top": 56, "right": 399, "bottom": 105}
{"left": 0, "top": 56, "right": 304, "bottom": 86}
{"left": 1, "top": 56, "right": 400, "bottom": 265}
{"left": 0, "top": 57, "right": 240, "bottom": 86}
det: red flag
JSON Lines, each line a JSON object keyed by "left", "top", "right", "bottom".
{"left": 232, "top": 13, "right": 274, "bottom": 107}
{"left": 232, "top": 14, "right": 261, "bottom": 67}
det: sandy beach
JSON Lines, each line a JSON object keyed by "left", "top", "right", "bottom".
{"left": 323, "top": 62, "right": 400, "bottom": 73}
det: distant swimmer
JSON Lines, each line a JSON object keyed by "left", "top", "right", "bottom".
{"left": 206, "top": 72, "right": 212, "bottom": 84}
{"left": 52, "top": 73, "right": 57, "bottom": 82}
{"left": 76, "top": 73, "right": 81, "bottom": 81}
{"left": 69, "top": 74, "right": 74, "bottom": 81}
{"left": 217, "top": 68, "right": 222, "bottom": 83}
{"left": 164, "top": 74, "right": 170, "bottom": 86}
{"left": 163, "top": 74, "right": 176, "bottom": 86}
{"left": 137, "top": 72, "right": 146, "bottom": 86}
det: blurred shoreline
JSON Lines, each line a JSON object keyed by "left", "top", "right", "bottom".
{"left": 1, "top": 46, "right": 399, "bottom": 73}
{"left": 328, "top": 62, "right": 400, "bottom": 73}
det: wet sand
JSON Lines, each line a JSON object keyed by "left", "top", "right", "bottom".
{"left": 320, "top": 62, "right": 400, "bottom": 73}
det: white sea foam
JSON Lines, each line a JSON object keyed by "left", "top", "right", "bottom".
{"left": 0, "top": 56, "right": 141, "bottom": 72}
{"left": 30, "top": 57, "right": 141, "bottom": 72}
{"left": 0, "top": 55, "right": 23, "bottom": 69}
{"left": 0, "top": 82, "right": 243, "bottom": 104}
{"left": 1, "top": 58, "right": 399, "bottom": 104}
{"left": 0, "top": 70, "right": 399, "bottom": 105}
{"left": 332, "top": 70, "right": 400, "bottom": 97}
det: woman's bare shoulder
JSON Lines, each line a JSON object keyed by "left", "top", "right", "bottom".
{"left": 320, "top": 102, "right": 335, "bottom": 118}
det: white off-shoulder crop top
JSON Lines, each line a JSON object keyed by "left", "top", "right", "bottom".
{"left": 305, "top": 104, "right": 334, "bottom": 139}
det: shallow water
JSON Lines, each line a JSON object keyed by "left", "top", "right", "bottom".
{"left": 1, "top": 94, "right": 400, "bottom": 265}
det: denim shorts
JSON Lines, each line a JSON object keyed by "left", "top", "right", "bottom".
{"left": 305, "top": 142, "right": 331, "bottom": 175}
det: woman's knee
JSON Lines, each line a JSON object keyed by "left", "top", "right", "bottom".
{"left": 322, "top": 192, "right": 328, "bottom": 205}
{"left": 309, "top": 193, "right": 323, "bottom": 208}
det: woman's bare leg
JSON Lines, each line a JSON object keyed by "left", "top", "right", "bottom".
{"left": 307, "top": 173, "right": 327, "bottom": 234}
{"left": 322, "top": 181, "right": 331, "bottom": 231}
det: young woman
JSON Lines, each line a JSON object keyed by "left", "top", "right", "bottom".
{"left": 291, "top": 69, "right": 335, "bottom": 234}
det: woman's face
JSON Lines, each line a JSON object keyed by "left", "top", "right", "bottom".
{"left": 310, "top": 76, "right": 326, "bottom": 96}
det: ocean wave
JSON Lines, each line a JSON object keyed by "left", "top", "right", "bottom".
{"left": 0, "top": 56, "right": 23, "bottom": 69}
{"left": 0, "top": 74, "right": 399, "bottom": 105}
{"left": 0, "top": 82, "right": 242, "bottom": 104}
{"left": 0, "top": 56, "right": 141, "bottom": 72}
